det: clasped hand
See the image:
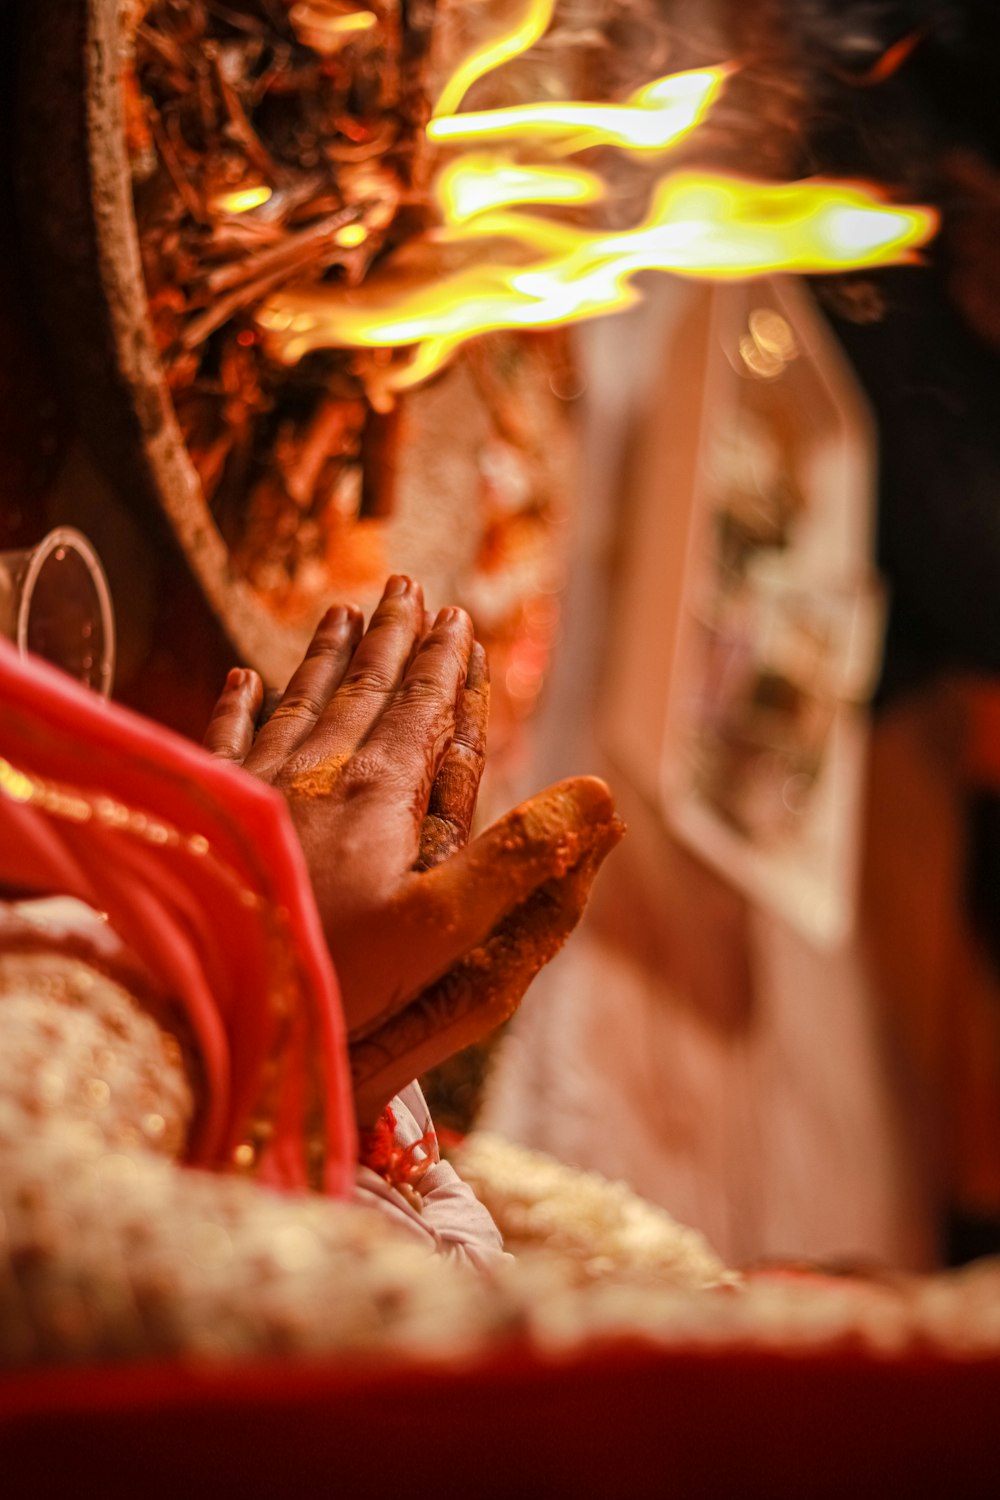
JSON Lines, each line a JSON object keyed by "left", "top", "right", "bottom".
{"left": 205, "top": 576, "right": 621, "bottom": 1121}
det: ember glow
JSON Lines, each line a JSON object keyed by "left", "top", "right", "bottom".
{"left": 257, "top": 7, "right": 937, "bottom": 397}
{"left": 288, "top": 0, "right": 379, "bottom": 54}
{"left": 214, "top": 185, "right": 274, "bottom": 214}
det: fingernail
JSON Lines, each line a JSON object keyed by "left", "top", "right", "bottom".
{"left": 226, "top": 667, "right": 246, "bottom": 691}
{"left": 383, "top": 574, "right": 411, "bottom": 598}
{"left": 435, "top": 606, "right": 461, "bottom": 626}
{"left": 321, "top": 604, "right": 349, "bottom": 629}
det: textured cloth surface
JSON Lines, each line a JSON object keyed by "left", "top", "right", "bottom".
{"left": 0, "top": 930, "right": 505, "bottom": 1361}
{"left": 0, "top": 637, "right": 355, "bottom": 1193}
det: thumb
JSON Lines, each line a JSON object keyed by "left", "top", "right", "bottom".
{"left": 351, "top": 816, "right": 623, "bottom": 1121}
{"left": 341, "top": 776, "right": 622, "bottom": 1039}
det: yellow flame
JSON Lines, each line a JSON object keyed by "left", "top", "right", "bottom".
{"left": 215, "top": 184, "right": 273, "bottom": 214}
{"left": 434, "top": 155, "right": 604, "bottom": 222}
{"left": 259, "top": 173, "right": 936, "bottom": 381}
{"left": 428, "top": 67, "right": 729, "bottom": 155}
{"left": 433, "top": 0, "right": 556, "bottom": 118}
{"left": 257, "top": 4, "right": 939, "bottom": 398}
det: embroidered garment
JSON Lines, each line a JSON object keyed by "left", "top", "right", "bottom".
{"left": 0, "top": 637, "right": 355, "bottom": 1195}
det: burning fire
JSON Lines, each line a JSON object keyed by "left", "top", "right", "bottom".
{"left": 427, "top": 64, "right": 730, "bottom": 152}
{"left": 257, "top": 0, "right": 937, "bottom": 398}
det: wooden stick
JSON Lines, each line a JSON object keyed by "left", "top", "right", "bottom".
{"left": 284, "top": 393, "right": 365, "bottom": 506}
{"left": 208, "top": 44, "right": 282, "bottom": 184}
{"left": 201, "top": 204, "right": 368, "bottom": 294}
{"left": 150, "top": 112, "right": 209, "bottom": 225}
{"left": 181, "top": 208, "right": 369, "bottom": 348}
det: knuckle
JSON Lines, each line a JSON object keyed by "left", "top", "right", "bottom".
{"left": 448, "top": 740, "right": 486, "bottom": 777}
{"left": 338, "top": 749, "right": 392, "bottom": 796}
{"left": 371, "top": 595, "right": 414, "bottom": 623}
{"left": 398, "top": 673, "right": 449, "bottom": 707}
{"left": 278, "top": 751, "right": 316, "bottom": 783}
{"left": 280, "top": 750, "right": 310, "bottom": 786}
{"left": 409, "top": 640, "right": 467, "bottom": 689}
{"left": 424, "top": 623, "right": 468, "bottom": 657}
{"left": 340, "top": 666, "right": 396, "bottom": 697}
{"left": 364, "top": 606, "right": 405, "bottom": 639}
{"left": 205, "top": 732, "right": 243, "bottom": 758}
{"left": 268, "top": 693, "right": 326, "bottom": 721}
{"left": 306, "top": 632, "right": 348, "bottom": 659}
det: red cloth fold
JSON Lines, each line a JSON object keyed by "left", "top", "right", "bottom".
{"left": 0, "top": 639, "right": 355, "bottom": 1195}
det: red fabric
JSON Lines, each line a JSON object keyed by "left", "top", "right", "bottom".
{"left": 358, "top": 1102, "right": 437, "bottom": 1190}
{"left": 0, "top": 638, "right": 356, "bottom": 1194}
{"left": 1, "top": 1339, "right": 998, "bottom": 1499}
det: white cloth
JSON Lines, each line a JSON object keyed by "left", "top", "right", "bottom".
{"left": 354, "top": 1082, "right": 510, "bottom": 1269}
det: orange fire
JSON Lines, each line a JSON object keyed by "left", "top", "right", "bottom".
{"left": 256, "top": 0, "right": 937, "bottom": 397}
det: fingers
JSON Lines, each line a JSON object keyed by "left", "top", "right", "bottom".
{"left": 350, "top": 818, "right": 621, "bottom": 1123}
{"left": 203, "top": 668, "right": 264, "bottom": 764}
{"left": 342, "top": 776, "right": 623, "bottom": 1040}
{"left": 404, "top": 606, "right": 435, "bottom": 676}
{"left": 353, "top": 604, "right": 474, "bottom": 804}
{"left": 243, "top": 604, "right": 363, "bottom": 781}
{"left": 415, "top": 641, "right": 489, "bottom": 871}
{"left": 283, "top": 575, "right": 426, "bottom": 773}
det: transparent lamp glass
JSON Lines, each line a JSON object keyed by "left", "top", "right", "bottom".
{"left": 0, "top": 527, "right": 115, "bottom": 697}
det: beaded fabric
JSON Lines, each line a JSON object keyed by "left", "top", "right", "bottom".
{"left": 0, "top": 941, "right": 502, "bottom": 1363}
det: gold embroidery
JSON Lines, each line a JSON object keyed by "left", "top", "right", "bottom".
{"left": 0, "top": 757, "right": 36, "bottom": 803}
{"left": 0, "top": 754, "right": 332, "bottom": 1190}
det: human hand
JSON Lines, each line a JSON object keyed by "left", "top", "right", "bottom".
{"left": 204, "top": 577, "right": 622, "bottom": 1115}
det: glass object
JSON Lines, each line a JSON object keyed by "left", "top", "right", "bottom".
{"left": 0, "top": 527, "right": 115, "bottom": 697}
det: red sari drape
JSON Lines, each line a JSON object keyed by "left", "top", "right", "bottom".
{"left": 0, "top": 638, "right": 356, "bottom": 1195}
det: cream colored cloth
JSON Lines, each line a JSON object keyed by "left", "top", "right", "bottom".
{"left": 0, "top": 898, "right": 508, "bottom": 1363}
{"left": 355, "top": 1081, "right": 510, "bottom": 1270}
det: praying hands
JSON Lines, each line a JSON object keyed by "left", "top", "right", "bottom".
{"left": 204, "top": 575, "right": 623, "bottom": 1122}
